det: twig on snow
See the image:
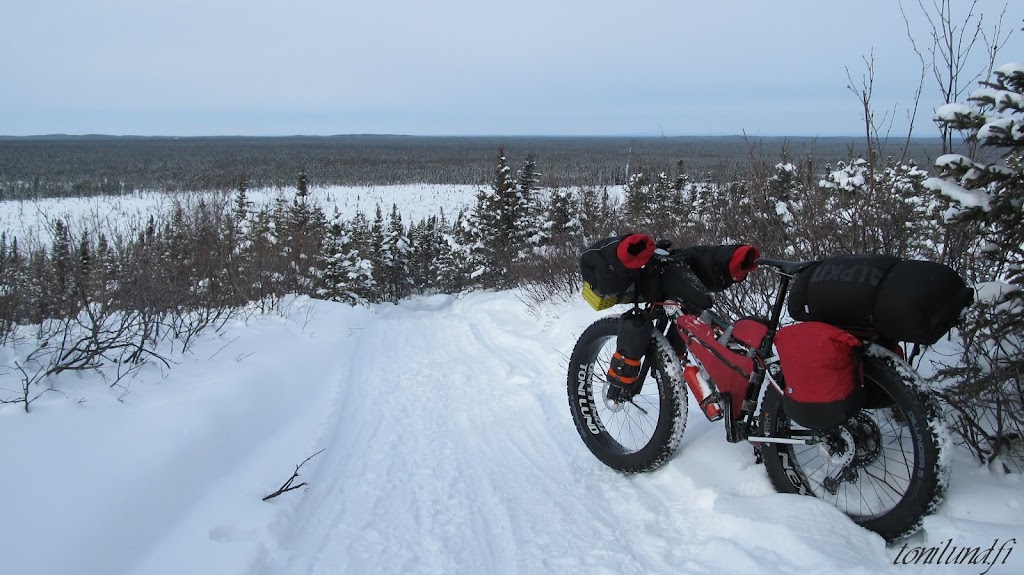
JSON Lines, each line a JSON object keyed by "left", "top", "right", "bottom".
{"left": 262, "top": 448, "right": 326, "bottom": 501}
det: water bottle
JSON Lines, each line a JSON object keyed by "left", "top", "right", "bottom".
{"left": 683, "top": 365, "right": 723, "bottom": 421}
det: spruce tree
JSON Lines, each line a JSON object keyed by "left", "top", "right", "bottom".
{"left": 623, "top": 171, "right": 649, "bottom": 223}
{"left": 466, "top": 146, "right": 535, "bottom": 287}
{"left": 281, "top": 171, "right": 327, "bottom": 295}
{"left": 515, "top": 152, "right": 547, "bottom": 256}
{"left": 49, "top": 219, "right": 75, "bottom": 316}
{"left": 318, "top": 208, "right": 375, "bottom": 304}
{"left": 925, "top": 61, "right": 1024, "bottom": 468}
{"left": 545, "top": 188, "right": 578, "bottom": 240}
{"left": 367, "top": 204, "right": 387, "bottom": 301}
{"left": 436, "top": 208, "right": 476, "bottom": 292}
{"left": 408, "top": 215, "right": 445, "bottom": 292}
{"left": 492, "top": 146, "right": 518, "bottom": 278}
{"left": 234, "top": 174, "right": 251, "bottom": 222}
{"left": 378, "top": 204, "right": 411, "bottom": 302}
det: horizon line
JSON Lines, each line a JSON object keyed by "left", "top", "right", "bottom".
{"left": 0, "top": 132, "right": 944, "bottom": 140}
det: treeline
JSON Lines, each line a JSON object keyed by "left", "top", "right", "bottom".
{"left": 0, "top": 135, "right": 949, "bottom": 199}
{"left": 0, "top": 147, "right": 622, "bottom": 411}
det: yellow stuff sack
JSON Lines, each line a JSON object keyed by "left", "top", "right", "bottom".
{"left": 582, "top": 282, "right": 621, "bottom": 311}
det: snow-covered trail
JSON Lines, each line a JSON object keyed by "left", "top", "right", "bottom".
{"left": 262, "top": 294, "right": 584, "bottom": 573}
{"left": 254, "top": 294, "right": 894, "bottom": 575}
{"left": 10, "top": 291, "right": 1021, "bottom": 575}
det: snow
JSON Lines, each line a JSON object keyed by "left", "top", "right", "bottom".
{"left": 0, "top": 184, "right": 481, "bottom": 245}
{"left": 934, "top": 103, "right": 979, "bottom": 123}
{"left": 970, "top": 87, "right": 1024, "bottom": 110}
{"left": 976, "top": 281, "right": 1019, "bottom": 305}
{"left": 978, "top": 117, "right": 1023, "bottom": 143}
{"left": 775, "top": 200, "right": 794, "bottom": 224}
{"left": 3, "top": 291, "right": 1024, "bottom": 575}
{"left": 935, "top": 154, "right": 974, "bottom": 170}
{"left": 923, "top": 177, "right": 992, "bottom": 212}
{"left": 995, "top": 62, "right": 1024, "bottom": 76}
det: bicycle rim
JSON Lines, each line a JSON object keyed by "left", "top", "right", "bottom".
{"left": 786, "top": 382, "right": 916, "bottom": 519}
{"left": 585, "top": 334, "right": 666, "bottom": 453}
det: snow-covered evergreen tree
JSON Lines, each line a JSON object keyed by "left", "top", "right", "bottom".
{"left": 280, "top": 171, "right": 327, "bottom": 294}
{"left": 378, "top": 204, "right": 412, "bottom": 302}
{"left": 435, "top": 208, "right": 477, "bottom": 292}
{"left": 408, "top": 214, "right": 446, "bottom": 292}
{"left": 233, "top": 174, "right": 251, "bottom": 223}
{"left": 317, "top": 208, "right": 375, "bottom": 305}
{"left": 923, "top": 61, "right": 1024, "bottom": 470}
{"left": 465, "top": 147, "right": 527, "bottom": 287}
{"left": 515, "top": 153, "right": 547, "bottom": 255}
{"left": 623, "top": 171, "right": 649, "bottom": 224}
{"left": 544, "top": 188, "right": 579, "bottom": 240}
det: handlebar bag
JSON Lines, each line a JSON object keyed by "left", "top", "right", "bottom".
{"left": 774, "top": 321, "right": 865, "bottom": 431}
{"left": 672, "top": 244, "right": 753, "bottom": 292}
{"left": 646, "top": 261, "right": 714, "bottom": 313}
{"left": 788, "top": 255, "right": 972, "bottom": 345}
{"left": 580, "top": 234, "right": 653, "bottom": 310}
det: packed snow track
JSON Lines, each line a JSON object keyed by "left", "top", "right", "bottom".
{"left": 253, "top": 294, "right": 896, "bottom": 574}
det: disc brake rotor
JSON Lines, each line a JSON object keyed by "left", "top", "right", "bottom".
{"left": 847, "top": 413, "right": 883, "bottom": 468}
{"left": 601, "top": 380, "right": 626, "bottom": 412}
{"left": 817, "top": 428, "right": 856, "bottom": 468}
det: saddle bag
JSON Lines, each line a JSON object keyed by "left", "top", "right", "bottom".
{"left": 788, "top": 254, "right": 973, "bottom": 345}
{"left": 774, "top": 322, "right": 864, "bottom": 430}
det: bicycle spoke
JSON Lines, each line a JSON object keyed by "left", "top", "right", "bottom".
{"left": 786, "top": 400, "right": 920, "bottom": 519}
{"left": 586, "top": 337, "right": 665, "bottom": 453}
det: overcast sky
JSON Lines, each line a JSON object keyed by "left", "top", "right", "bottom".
{"left": 3, "top": 0, "right": 1022, "bottom": 137}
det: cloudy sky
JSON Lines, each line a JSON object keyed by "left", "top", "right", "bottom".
{"left": 3, "top": 0, "right": 1022, "bottom": 137}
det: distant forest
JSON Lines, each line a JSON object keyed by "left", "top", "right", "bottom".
{"left": 0, "top": 134, "right": 950, "bottom": 198}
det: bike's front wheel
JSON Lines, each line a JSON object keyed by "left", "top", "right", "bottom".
{"left": 567, "top": 315, "right": 687, "bottom": 473}
{"left": 758, "top": 346, "right": 950, "bottom": 542}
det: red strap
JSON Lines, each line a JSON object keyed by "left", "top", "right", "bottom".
{"left": 617, "top": 234, "right": 655, "bottom": 269}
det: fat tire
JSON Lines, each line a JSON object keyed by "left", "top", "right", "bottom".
{"left": 567, "top": 315, "right": 687, "bottom": 473}
{"left": 758, "top": 347, "right": 949, "bottom": 542}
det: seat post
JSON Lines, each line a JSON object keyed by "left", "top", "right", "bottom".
{"left": 760, "top": 274, "right": 792, "bottom": 355}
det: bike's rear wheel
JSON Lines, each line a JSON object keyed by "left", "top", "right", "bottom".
{"left": 567, "top": 315, "right": 687, "bottom": 473}
{"left": 758, "top": 348, "right": 949, "bottom": 542}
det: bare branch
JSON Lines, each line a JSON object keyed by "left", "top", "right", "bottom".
{"left": 262, "top": 448, "right": 326, "bottom": 501}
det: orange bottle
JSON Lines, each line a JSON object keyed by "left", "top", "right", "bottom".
{"left": 683, "top": 365, "right": 723, "bottom": 421}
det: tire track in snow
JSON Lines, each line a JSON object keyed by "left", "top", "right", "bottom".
{"left": 257, "top": 296, "right": 669, "bottom": 574}
{"left": 255, "top": 294, "right": 896, "bottom": 575}
{"left": 260, "top": 300, "right": 527, "bottom": 573}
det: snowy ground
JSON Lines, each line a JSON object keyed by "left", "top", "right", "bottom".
{"left": 2, "top": 291, "right": 1023, "bottom": 575}
{"left": 0, "top": 184, "right": 483, "bottom": 245}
